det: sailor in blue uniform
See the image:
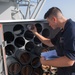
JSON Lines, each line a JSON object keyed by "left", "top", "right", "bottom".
{"left": 30, "top": 7, "right": 75, "bottom": 75}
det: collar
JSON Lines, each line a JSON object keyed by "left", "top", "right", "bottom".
{"left": 64, "top": 19, "right": 72, "bottom": 31}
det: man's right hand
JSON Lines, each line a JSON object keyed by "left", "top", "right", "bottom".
{"left": 30, "top": 25, "right": 37, "bottom": 34}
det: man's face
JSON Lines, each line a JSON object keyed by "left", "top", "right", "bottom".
{"left": 47, "top": 17, "right": 58, "bottom": 29}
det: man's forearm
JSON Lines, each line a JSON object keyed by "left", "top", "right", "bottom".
{"left": 40, "top": 56, "right": 74, "bottom": 67}
{"left": 33, "top": 32, "right": 54, "bottom": 47}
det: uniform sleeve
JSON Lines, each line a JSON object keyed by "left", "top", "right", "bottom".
{"left": 63, "top": 27, "right": 75, "bottom": 60}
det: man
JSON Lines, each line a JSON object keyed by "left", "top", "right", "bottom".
{"left": 30, "top": 7, "right": 75, "bottom": 75}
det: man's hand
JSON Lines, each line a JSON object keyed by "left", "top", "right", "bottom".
{"left": 40, "top": 56, "right": 46, "bottom": 65}
{"left": 30, "top": 25, "right": 37, "bottom": 34}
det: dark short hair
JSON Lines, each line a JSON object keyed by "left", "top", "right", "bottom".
{"left": 44, "top": 7, "right": 62, "bottom": 19}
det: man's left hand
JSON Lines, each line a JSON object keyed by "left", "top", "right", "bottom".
{"left": 40, "top": 56, "right": 46, "bottom": 65}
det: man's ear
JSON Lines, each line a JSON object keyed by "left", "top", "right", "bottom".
{"left": 53, "top": 16, "right": 57, "bottom": 22}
